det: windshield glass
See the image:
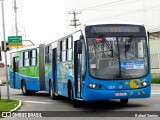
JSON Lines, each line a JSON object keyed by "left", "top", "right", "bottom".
{"left": 87, "top": 37, "right": 148, "bottom": 79}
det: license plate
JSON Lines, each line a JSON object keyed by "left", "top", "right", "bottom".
{"left": 115, "top": 92, "right": 127, "bottom": 96}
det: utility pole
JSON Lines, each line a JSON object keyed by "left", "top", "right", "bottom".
{"left": 13, "top": 0, "right": 18, "bottom": 36}
{"left": 0, "top": 0, "right": 10, "bottom": 99}
{"left": 69, "top": 11, "right": 81, "bottom": 28}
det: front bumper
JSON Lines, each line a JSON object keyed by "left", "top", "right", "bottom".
{"left": 83, "top": 85, "right": 151, "bottom": 101}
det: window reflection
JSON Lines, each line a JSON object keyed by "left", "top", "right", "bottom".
{"left": 87, "top": 37, "right": 148, "bottom": 79}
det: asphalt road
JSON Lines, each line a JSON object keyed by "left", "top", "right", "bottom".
{"left": 0, "top": 84, "right": 160, "bottom": 119}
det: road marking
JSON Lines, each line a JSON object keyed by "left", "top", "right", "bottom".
{"left": 23, "top": 101, "right": 52, "bottom": 104}
{"left": 11, "top": 96, "right": 25, "bottom": 98}
{"left": 151, "top": 92, "right": 160, "bottom": 95}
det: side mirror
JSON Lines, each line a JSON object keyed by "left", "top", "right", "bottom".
{"left": 147, "top": 31, "right": 150, "bottom": 39}
{"left": 80, "top": 35, "right": 84, "bottom": 40}
{"left": 77, "top": 35, "right": 84, "bottom": 54}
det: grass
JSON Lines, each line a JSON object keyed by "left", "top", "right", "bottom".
{"left": 152, "top": 78, "right": 160, "bottom": 84}
{"left": 0, "top": 99, "right": 19, "bottom": 117}
{"left": 0, "top": 84, "right": 6, "bottom": 86}
{"left": 0, "top": 82, "right": 7, "bottom": 86}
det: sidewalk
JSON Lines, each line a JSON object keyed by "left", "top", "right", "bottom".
{"left": 0, "top": 76, "right": 10, "bottom": 83}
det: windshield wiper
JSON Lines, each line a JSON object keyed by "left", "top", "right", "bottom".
{"left": 90, "top": 27, "right": 119, "bottom": 61}
{"left": 103, "top": 37, "right": 119, "bottom": 61}
{"left": 125, "top": 35, "right": 133, "bottom": 53}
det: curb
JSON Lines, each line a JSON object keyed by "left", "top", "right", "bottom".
{"left": 10, "top": 100, "right": 22, "bottom": 112}
{"left": 152, "top": 84, "right": 160, "bottom": 86}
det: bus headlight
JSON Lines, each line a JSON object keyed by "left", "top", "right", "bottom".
{"left": 89, "top": 84, "right": 96, "bottom": 88}
{"left": 93, "top": 84, "right": 97, "bottom": 88}
{"left": 89, "top": 84, "right": 101, "bottom": 89}
{"left": 89, "top": 84, "right": 93, "bottom": 87}
{"left": 142, "top": 82, "right": 147, "bottom": 86}
{"left": 141, "top": 81, "right": 149, "bottom": 87}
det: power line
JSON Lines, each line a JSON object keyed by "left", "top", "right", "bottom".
{"left": 80, "top": 0, "right": 126, "bottom": 11}
{"left": 66, "top": 0, "right": 140, "bottom": 28}
{"left": 85, "top": 10, "right": 160, "bottom": 11}
{"left": 67, "top": 0, "right": 138, "bottom": 12}
{"left": 84, "top": 2, "right": 160, "bottom": 12}
{"left": 82, "top": 3, "right": 160, "bottom": 23}
{"left": 97, "top": 0, "right": 140, "bottom": 8}
{"left": 66, "top": 0, "right": 140, "bottom": 12}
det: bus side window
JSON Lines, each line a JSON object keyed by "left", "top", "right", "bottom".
{"left": 59, "top": 41, "right": 62, "bottom": 62}
{"left": 45, "top": 46, "right": 48, "bottom": 64}
{"left": 22, "top": 52, "right": 25, "bottom": 66}
{"left": 30, "top": 49, "right": 37, "bottom": 66}
{"left": 24, "top": 51, "right": 30, "bottom": 67}
{"left": 62, "top": 39, "right": 66, "bottom": 62}
{"left": 19, "top": 52, "right": 23, "bottom": 67}
{"left": 49, "top": 45, "right": 52, "bottom": 63}
{"left": 45, "top": 46, "right": 51, "bottom": 64}
{"left": 67, "top": 37, "right": 73, "bottom": 61}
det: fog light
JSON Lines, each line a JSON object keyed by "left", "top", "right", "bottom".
{"left": 89, "top": 84, "right": 93, "bottom": 87}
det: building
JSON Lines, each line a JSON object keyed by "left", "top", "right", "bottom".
{"left": 66, "top": 0, "right": 160, "bottom": 76}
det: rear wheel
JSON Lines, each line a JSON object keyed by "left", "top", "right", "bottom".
{"left": 120, "top": 99, "right": 128, "bottom": 104}
{"left": 22, "top": 80, "right": 28, "bottom": 95}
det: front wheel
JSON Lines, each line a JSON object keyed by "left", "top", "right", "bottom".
{"left": 120, "top": 99, "right": 128, "bottom": 104}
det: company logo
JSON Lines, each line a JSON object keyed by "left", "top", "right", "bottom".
{"left": 2, "top": 112, "right": 11, "bottom": 117}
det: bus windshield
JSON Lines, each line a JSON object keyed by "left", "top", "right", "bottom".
{"left": 87, "top": 36, "right": 148, "bottom": 79}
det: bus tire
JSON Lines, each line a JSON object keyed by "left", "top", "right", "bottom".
{"left": 71, "top": 88, "right": 80, "bottom": 108}
{"left": 68, "top": 81, "right": 72, "bottom": 100}
{"left": 120, "top": 99, "right": 128, "bottom": 104}
{"left": 28, "top": 90, "right": 36, "bottom": 95}
{"left": 49, "top": 81, "right": 57, "bottom": 100}
{"left": 21, "top": 80, "right": 28, "bottom": 96}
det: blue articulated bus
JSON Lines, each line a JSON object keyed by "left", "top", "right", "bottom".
{"left": 9, "top": 23, "right": 151, "bottom": 107}
{"left": 9, "top": 45, "right": 46, "bottom": 95}
{"left": 47, "top": 23, "right": 151, "bottom": 107}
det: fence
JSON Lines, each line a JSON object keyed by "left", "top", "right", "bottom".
{"left": 150, "top": 53, "right": 160, "bottom": 68}
{"left": 150, "top": 53, "right": 160, "bottom": 78}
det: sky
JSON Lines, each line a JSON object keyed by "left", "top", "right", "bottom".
{"left": 1, "top": 0, "right": 160, "bottom": 46}
{"left": 0, "top": 0, "right": 67, "bottom": 45}
{"left": 66, "top": 0, "right": 160, "bottom": 31}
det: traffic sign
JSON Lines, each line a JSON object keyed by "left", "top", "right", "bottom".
{"left": 8, "top": 36, "right": 23, "bottom": 46}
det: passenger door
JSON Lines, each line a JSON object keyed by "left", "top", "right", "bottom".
{"left": 52, "top": 48, "right": 58, "bottom": 92}
{"left": 74, "top": 40, "right": 83, "bottom": 98}
{"left": 13, "top": 57, "right": 19, "bottom": 88}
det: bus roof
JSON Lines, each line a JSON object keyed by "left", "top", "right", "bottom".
{"left": 44, "top": 27, "right": 82, "bottom": 46}
{"left": 83, "top": 22, "right": 144, "bottom": 27}
{"left": 8, "top": 44, "right": 40, "bottom": 54}
{"left": 45, "top": 22, "right": 145, "bottom": 46}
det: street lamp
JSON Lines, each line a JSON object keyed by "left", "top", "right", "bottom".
{"left": 0, "top": 0, "right": 10, "bottom": 99}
